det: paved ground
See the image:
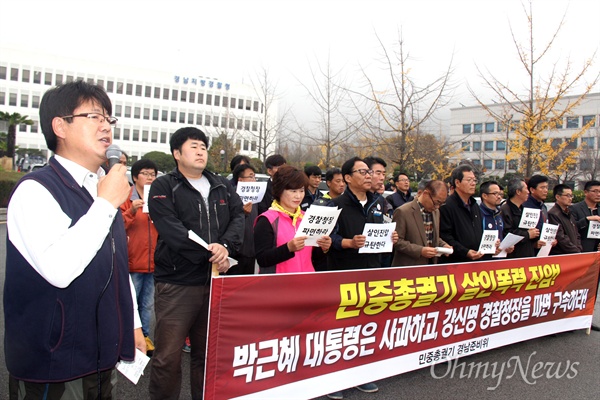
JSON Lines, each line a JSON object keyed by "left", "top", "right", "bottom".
{"left": 0, "top": 220, "right": 598, "bottom": 399}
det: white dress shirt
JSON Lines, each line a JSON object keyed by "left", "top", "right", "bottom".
{"left": 7, "top": 155, "right": 141, "bottom": 329}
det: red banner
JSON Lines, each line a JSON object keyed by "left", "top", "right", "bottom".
{"left": 204, "top": 253, "right": 600, "bottom": 399}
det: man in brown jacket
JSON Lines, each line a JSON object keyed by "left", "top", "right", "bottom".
{"left": 392, "top": 180, "right": 452, "bottom": 266}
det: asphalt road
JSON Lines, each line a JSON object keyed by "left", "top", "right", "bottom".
{"left": 0, "top": 221, "right": 598, "bottom": 399}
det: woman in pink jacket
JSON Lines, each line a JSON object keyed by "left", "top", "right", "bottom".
{"left": 254, "top": 165, "right": 331, "bottom": 274}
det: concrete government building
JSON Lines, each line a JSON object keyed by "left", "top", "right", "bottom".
{"left": 0, "top": 47, "right": 277, "bottom": 165}
{"left": 449, "top": 92, "right": 599, "bottom": 187}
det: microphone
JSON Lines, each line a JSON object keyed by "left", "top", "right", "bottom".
{"left": 106, "top": 144, "right": 122, "bottom": 169}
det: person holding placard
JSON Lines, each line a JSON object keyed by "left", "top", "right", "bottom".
{"left": 120, "top": 159, "right": 160, "bottom": 355}
{"left": 500, "top": 178, "right": 542, "bottom": 258}
{"left": 522, "top": 174, "right": 550, "bottom": 231}
{"left": 548, "top": 184, "right": 582, "bottom": 255}
{"left": 571, "top": 180, "right": 600, "bottom": 253}
{"left": 254, "top": 165, "right": 331, "bottom": 274}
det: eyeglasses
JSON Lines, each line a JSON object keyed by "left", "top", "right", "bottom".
{"left": 60, "top": 113, "right": 118, "bottom": 126}
{"left": 138, "top": 172, "right": 157, "bottom": 178}
{"left": 426, "top": 191, "right": 445, "bottom": 207}
{"left": 352, "top": 169, "right": 374, "bottom": 176}
{"left": 462, "top": 178, "right": 478, "bottom": 184}
{"left": 397, "top": 178, "right": 409, "bottom": 183}
{"left": 484, "top": 191, "right": 503, "bottom": 197}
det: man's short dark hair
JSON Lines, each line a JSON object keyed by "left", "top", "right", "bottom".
{"left": 479, "top": 180, "right": 503, "bottom": 195}
{"left": 131, "top": 159, "right": 158, "bottom": 183}
{"left": 341, "top": 157, "right": 364, "bottom": 183}
{"left": 264, "top": 154, "right": 286, "bottom": 169}
{"left": 272, "top": 165, "right": 308, "bottom": 201}
{"left": 584, "top": 180, "right": 600, "bottom": 191}
{"left": 304, "top": 165, "right": 322, "bottom": 177}
{"left": 553, "top": 184, "right": 571, "bottom": 198}
{"left": 169, "top": 127, "right": 209, "bottom": 156}
{"left": 39, "top": 80, "right": 113, "bottom": 152}
{"left": 325, "top": 168, "right": 342, "bottom": 182}
{"left": 364, "top": 156, "right": 387, "bottom": 169}
{"left": 451, "top": 165, "right": 473, "bottom": 187}
{"left": 507, "top": 178, "right": 526, "bottom": 198}
{"left": 232, "top": 164, "right": 256, "bottom": 185}
{"left": 526, "top": 175, "right": 548, "bottom": 190}
{"left": 230, "top": 154, "right": 251, "bottom": 171}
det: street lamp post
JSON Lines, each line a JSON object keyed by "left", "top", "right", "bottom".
{"left": 220, "top": 149, "right": 225, "bottom": 174}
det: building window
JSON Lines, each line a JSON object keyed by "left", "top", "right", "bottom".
{"left": 583, "top": 115, "right": 596, "bottom": 127}
{"left": 154, "top": 87, "right": 160, "bottom": 99}
{"left": 55, "top": 74, "right": 63, "bottom": 85}
{"left": 254, "top": 101, "right": 259, "bottom": 112}
{"left": 221, "top": 116, "right": 227, "bottom": 128}
{"left": 237, "top": 119, "right": 242, "bottom": 129}
{"left": 115, "top": 104, "right": 122, "bottom": 117}
{"left": 473, "top": 123, "right": 482, "bottom": 134}
{"left": 142, "top": 130, "right": 149, "bottom": 142}
{"left": 33, "top": 71, "right": 41, "bottom": 84}
{"left": 171, "top": 89, "right": 178, "bottom": 101}
{"left": 44, "top": 72, "right": 52, "bottom": 85}
{"left": 238, "top": 99, "right": 243, "bottom": 109}
{"left": 106, "top": 80, "right": 114, "bottom": 92}
{"left": 484, "top": 160, "right": 493, "bottom": 170}
{"left": 125, "top": 106, "right": 131, "bottom": 118}
{"left": 205, "top": 115, "right": 211, "bottom": 126}
{"left": 113, "top": 127, "right": 121, "bottom": 140}
{"left": 196, "top": 114, "right": 202, "bottom": 125}
{"left": 508, "top": 160, "right": 518, "bottom": 170}
{"left": 180, "top": 91, "right": 187, "bottom": 102}
{"left": 126, "top": 83, "right": 133, "bottom": 95}
{"left": 229, "top": 118, "right": 235, "bottom": 129}
{"left": 581, "top": 158, "right": 594, "bottom": 171}
{"left": 123, "top": 128, "right": 130, "bottom": 140}
{"left": 473, "top": 141, "right": 481, "bottom": 151}
{"left": 245, "top": 99, "right": 251, "bottom": 111}
{"left": 0, "top": 91, "right": 5, "bottom": 105}
{"left": 161, "top": 131, "right": 167, "bottom": 143}
{"left": 223, "top": 96, "right": 228, "bottom": 107}
{"left": 565, "top": 138, "right": 577, "bottom": 149}
{"left": 0, "top": 66, "right": 6, "bottom": 79}
{"left": 244, "top": 120, "right": 250, "bottom": 130}
{"left": 462, "top": 124, "right": 471, "bottom": 134}
{"left": 206, "top": 94, "right": 212, "bottom": 106}
{"left": 143, "top": 108, "right": 150, "bottom": 120}
{"left": 198, "top": 93, "right": 204, "bottom": 104}
{"left": 20, "top": 94, "right": 29, "bottom": 107}
{"left": 551, "top": 138, "right": 562, "bottom": 147}
{"left": 153, "top": 109, "right": 159, "bottom": 121}
{"left": 496, "top": 141, "right": 506, "bottom": 151}
{"left": 10, "top": 68, "right": 19, "bottom": 81}
{"left": 213, "top": 116, "right": 219, "bottom": 127}
{"left": 566, "top": 116, "right": 579, "bottom": 129}
{"left": 162, "top": 110, "right": 168, "bottom": 122}
{"left": 230, "top": 97, "right": 236, "bottom": 108}
{"left": 21, "top": 69, "right": 30, "bottom": 83}
{"left": 485, "top": 122, "right": 495, "bottom": 133}
{"left": 115, "top": 81, "right": 123, "bottom": 94}
{"left": 134, "top": 107, "right": 141, "bottom": 119}
{"left": 20, "top": 124, "right": 27, "bottom": 132}
{"left": 32, "top": 95, "right": 40, "bottom": 108}
{"left": 144, "top": 85, "right": 151, "bottom": 98}
{"left": 461, "top": 142, "right": 470, "bottom": 151}
{"left": 251, "top": 141, "right": 257, "bottom": 152}
{"left": 214, "top": 95, "right": 220, "bottom": 107}
{"left": 152, "top": 130, "right": 158, "bottom": 143}
{"left": 495, "top": 159, "right": 505, "bottom": 171}
{"left": 179, "top": 112, "right": 185, "bottom": 123}
{"left": 170, "top": 111, "right": 177, "bottom": 123}
{"left": 189, "top": 92, "right": 195, "bottom": 103}
{"left": 133, "top": 129, "right": 140, "bottom": 141}
{"left": 135, "top": 85, "right": 142, "bottom": 97}
{"left": 252, "top": 121, "right": 258, "bottom": 131}
{"left": 163, "top": 88, "right": 169, "bottom": 100}
{"left": 188, "top": 113, "right": 194, "bottom": 124}
{"left": 9, "top": 92, "right": 17, "bottom": 106}
{"left": 30, "top": 122, "right": 38, "bottom": 133}
{"left": 582, "top": 137, "right": 595, "bottom": 149}
{"left": 484, "top": 141, "right": 494, "bottom": 151}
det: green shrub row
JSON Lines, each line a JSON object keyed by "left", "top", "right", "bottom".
{"left": 0, "top": 170, "right": 25, "bottom": 207}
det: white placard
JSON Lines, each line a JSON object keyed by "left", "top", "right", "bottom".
{"left": 236, "top": 181, "right": 268, "bottom": 204}
{"left": 478, "top": 230, "right": 498, "bottom": 254}
{"left": 435, "top": 247, "right": 454, "bottom": 257}
{"left": 519, "top": 208, "right": 541, "bottom": 229}
{"left": 493, "top": 233, "right": 525, "bottom": 258}
{"left": 116, "top": 348, "right": 150, "bottom": 385}
{"left": 537, "top": 223, "right": 559, "bottom": 257}
{"left": 294, "top": 205, "right": 341, "bottom": 246}
{"left": 358, "top": 222, "right": 396, "bottom": 254}
{"left": 587, "top": 220, "right": 600, "bottom": 239}
{"left": 142, "top": 184, "right": 150, "bottom": 213}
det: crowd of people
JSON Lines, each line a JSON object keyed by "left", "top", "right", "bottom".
{"left": 4, "top": 80, "right": 600, "bottom": 400}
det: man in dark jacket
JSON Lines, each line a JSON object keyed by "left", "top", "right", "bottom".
{"left": 257, "top": 154, "right": 286, "bottom": 214}
{"left": 301, "top": 165, "right": 323, "bottom": 211}
{"left": 440, "top": 165, "right": 496, "bottom": 263}
{"left": 386, "top": 172, "right": 413, "bottom": 210}
{"left": 522, "top": 174, "right": 549, "bottom": 231}
{"left": 148, "top": 127, "right": 244, "bottom": 400}
{"left": 500, "top": 178, "right": 541, "bottom": 258}
{"left": 548, "top": 184, "right": 582, "bottom": 254}
{"left": 571, "top": 180, "right": 600, "bottom": 253}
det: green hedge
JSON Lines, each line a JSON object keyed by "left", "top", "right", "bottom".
{"left": 0, "top": 170, "right": 25, "bottom": 207}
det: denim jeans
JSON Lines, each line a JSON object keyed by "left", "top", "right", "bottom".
{"left": 130, "top": 272, "right": 155, "bottom": 337}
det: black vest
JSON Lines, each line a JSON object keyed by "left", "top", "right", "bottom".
{"left": 4, "top": 157, "right": 134, "bottom": 382}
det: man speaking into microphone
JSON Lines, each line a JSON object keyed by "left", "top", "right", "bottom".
{"left": 4, "top": 80, "right": 145, "bottom": 399}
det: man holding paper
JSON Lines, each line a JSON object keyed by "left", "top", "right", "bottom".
{"left": 148, "top": 127, "right": 244, "bottom": 400}
{"left": 548, "top": 184, "right": 582, "bottom": 254}
{"left": 571, "top": 180, "right": 600, "bottom": 253}
{"left": 392, "top": 180, "right": 452, "bottom": 266}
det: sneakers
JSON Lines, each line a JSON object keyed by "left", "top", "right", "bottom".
{"left": 355, "top": 382, "right": 379, "bottom": 393}
{"left": 145, "top": 336, "right": 155, "bottom": 356}
{"left": 326, "top": 391, "right": 344, "bottom": 399}
{"left": 182, "top": 336, "right": 191, "bottom": 353}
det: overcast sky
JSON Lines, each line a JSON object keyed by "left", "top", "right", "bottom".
{"left": 1, "top": 0, "right": 598, "bottom": 130}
